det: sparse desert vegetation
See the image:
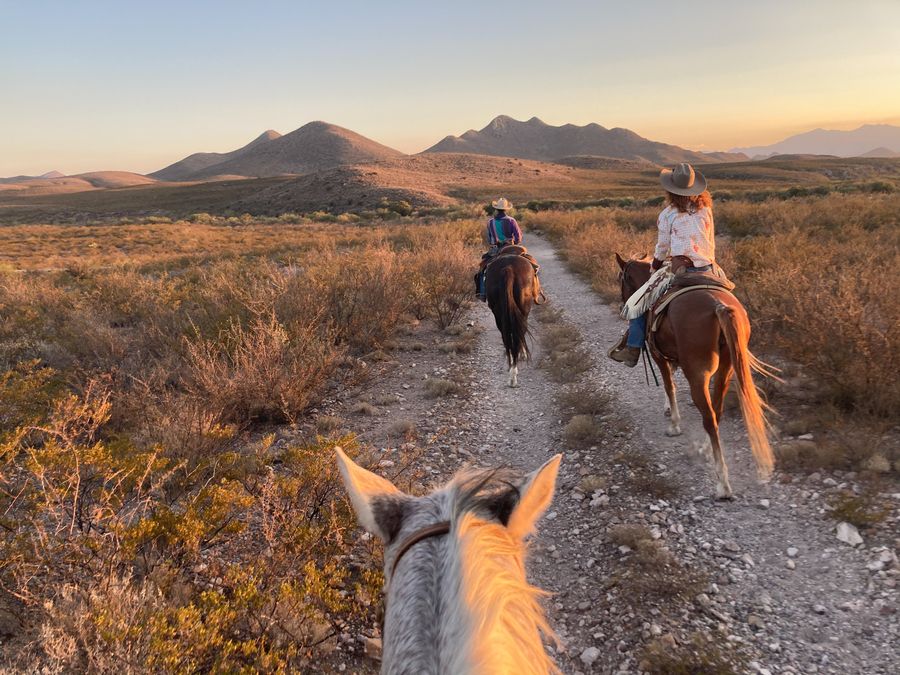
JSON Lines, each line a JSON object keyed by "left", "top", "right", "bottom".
{"left": 0, "top": 218, "right": 478, "bottom": 670}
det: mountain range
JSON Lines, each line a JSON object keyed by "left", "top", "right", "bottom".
{"left": 730, "top": 124, "right": 900, "bottom": 159}
{"left": 6, "top": 118, "right": 900, "bottom": 189}
{"left": 425, "top": 115, "right": 745, "bottom": 164}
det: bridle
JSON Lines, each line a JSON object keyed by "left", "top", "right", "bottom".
{"left": 388, "top": 520, "right": 452, "bottom": 580}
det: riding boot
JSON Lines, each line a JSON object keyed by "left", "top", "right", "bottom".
{"left": 607, "top": 329, "right": 640, "bottom": 367}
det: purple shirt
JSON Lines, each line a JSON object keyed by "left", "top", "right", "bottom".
{"left": 486, "top": 216, "right": 522, "bottom": 245}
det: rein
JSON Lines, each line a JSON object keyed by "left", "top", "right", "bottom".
{"left": 388, "top": 520, "right": 452, "bottom": 579}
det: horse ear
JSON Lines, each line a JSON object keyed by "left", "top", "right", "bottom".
{"left": 336, "top": 448, "right": 408, "bottom": 542}
{"left": 507, "top": 454, "right": 562, "bottom": 539}
{"left": 615, "top": 252, "right": 627, "bottom": 270}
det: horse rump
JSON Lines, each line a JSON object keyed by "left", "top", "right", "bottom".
{"left": 486, "top": 256, "right": 534, "bottom": 367}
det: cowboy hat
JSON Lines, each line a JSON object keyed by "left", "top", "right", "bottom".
{"left": 659, "top": 163, "right": 707, "bottom": 196}
{"left": 491, "top": 197, "right": 513, "bottom": 210}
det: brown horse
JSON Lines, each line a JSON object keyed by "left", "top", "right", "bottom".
{"left": 616, "top": 253, "right": 775, "bottom": 498}
{"left": 485, "top": 252, "right": 540, "bottom": 387}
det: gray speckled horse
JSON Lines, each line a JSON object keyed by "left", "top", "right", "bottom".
{"left": 336, "top": 449, "right": 562, "bottom": 674}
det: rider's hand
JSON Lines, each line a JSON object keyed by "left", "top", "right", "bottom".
{"left": 651, "top": 257, "right": 663, "bottom": 271}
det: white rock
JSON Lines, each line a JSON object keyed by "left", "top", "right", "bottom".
{"left": 759, "top": 499, "right": 770, "bottom": 508}
{"left": 836, "top": 522, "right": 863, "bottom": 546}
{"left": 812, "top": 604, "right": 827, "bottom": 614}
{"left": 787, "top": 547, "right": 799, "bottom": 558}
{"left": 786, "top": 559, "right": 796, "bottom": 570}
{"left": 580, "top": 646, "right": 601, "bottom": 666}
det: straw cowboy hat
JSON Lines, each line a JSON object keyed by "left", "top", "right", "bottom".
{"left": 491, "top": 197, "right": 513, "bottom": 210}
{"left": 659, "top": 163, "right": 707, "bottom": 196}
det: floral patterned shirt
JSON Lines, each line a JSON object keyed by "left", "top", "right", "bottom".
{"left": 653, "top": 205, "right": 715, "bottom": 267}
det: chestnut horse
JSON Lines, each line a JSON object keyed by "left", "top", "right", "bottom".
{"left": 485, "top": 252, "right": 540, "bottom": 387}
{"left": 616, "top": 253, "right": 775, "bottom": 498}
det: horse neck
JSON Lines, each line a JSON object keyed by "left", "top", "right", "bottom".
{"left": 383, "top": 511, "right": 555, "bottom": 675}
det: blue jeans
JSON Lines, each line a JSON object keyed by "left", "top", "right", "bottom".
{"left": 626, "top": 314, "right": 647, "bottom": 348}
{"left": 626, "top": 264, "right": 712, "bottom": 347}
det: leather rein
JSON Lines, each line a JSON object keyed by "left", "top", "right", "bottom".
{"left": 388, "top": 520, "right": 452, "bottom": 579}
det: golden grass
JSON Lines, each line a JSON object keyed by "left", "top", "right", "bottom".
{"left": 0, "top": 218, "right": 477, "bottom": 670}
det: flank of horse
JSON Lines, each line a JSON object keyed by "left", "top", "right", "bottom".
{"left": 485, "top": 252, "right": 539, "bottom": 388}
{"left": 336, "top": 448, "right": 562, "bottom": 675}
{"left": 616, "top": 254, "right": 776, "bottom": 499}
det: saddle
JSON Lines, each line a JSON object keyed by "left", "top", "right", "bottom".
{"left": 480, "top": 244, "right": 545, "bottom": 303}
{"left": 646, "top": 273, "right": 737, "bottom": 362}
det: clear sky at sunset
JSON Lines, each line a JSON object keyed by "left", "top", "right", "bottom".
{"left": 2, "top": 0, "right": 899, "bottom": 175}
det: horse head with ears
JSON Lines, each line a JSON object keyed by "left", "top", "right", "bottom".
{"left": 336, "top": 448, "right": 562, "bottom": 674}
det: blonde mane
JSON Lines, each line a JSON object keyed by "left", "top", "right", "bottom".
{"left": 456, "top": 511, "right": 560, "bottom": 674}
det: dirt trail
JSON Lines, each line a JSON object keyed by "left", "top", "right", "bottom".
{"left": 456, "top": 234, "right": 899, "bottom": 674}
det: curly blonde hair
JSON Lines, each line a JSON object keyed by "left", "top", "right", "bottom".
{"left": 666, "top": 190, "right": 712, "bottom": 214}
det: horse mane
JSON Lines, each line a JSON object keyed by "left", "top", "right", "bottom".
{"left": 449, "top": 470, "right": 560, "bottom": 675}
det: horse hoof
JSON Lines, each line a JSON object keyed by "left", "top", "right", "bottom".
{"left": 715, "top": 486, "right": 734, "bottom": 500}
{"left": 665, "top": 427, "right": 682, "bottom": 437}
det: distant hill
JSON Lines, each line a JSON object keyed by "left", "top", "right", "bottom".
{"left": 151, "top": 130, "right": 282, "bottom": 181}
{"left": 0, "top": 171, "right": 156, "bottom": 195}
{"left": 730, "top": 124, "right": 900, "bottom": 159}
{"left": 424, "top": 115, "right": 747, "bottom": 164}
{"left": 151, "top": 122, "right": 404, "bottom": 181}
{"left": 0, "top": 170, "right": 66, "bottom": 184}
{"left": 859, "top": 146, "right": 900, "bottom": 158}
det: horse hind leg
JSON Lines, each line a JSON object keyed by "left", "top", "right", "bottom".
{"left": 659, "top": 360, "right": 682, "bottom": 436}
{"left": 687, "top": 373, "right": 733, "bottom": 499}
{"left": 508, "top": 363, "right": 518, "bottom": 388}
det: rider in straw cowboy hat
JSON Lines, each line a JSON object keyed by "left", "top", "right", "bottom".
{"left": 609, "top": 162, "right": 717, "bottom": 366}
{"left": 475, "top": 197, "right": 523, "bottom": 300}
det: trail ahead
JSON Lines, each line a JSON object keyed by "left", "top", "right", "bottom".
{"left": 457, "top": 235, "right": 898, "bottom": 674}
{"left": 332, "top": 234, "right": 898, "bottom": 675}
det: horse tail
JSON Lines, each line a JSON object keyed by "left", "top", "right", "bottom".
{"left": 715, "top": 302, "right": 775, "bottom": 478}
{"left": 500, "top": 266, "right": 530, "bottom": 366}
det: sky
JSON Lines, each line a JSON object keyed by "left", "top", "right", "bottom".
{"left": 2, "top": 0, "right": 899, "bottom": 175}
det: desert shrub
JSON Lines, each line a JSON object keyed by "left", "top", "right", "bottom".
{"left": 608, "top": 525, "right": 706, "bottom": 602}
{"left": 305, "top": 246, "right": 409, "bottom": 349}
{"left": 639, "top": 633, "right": 746, "bottom": 675}
{"left": 0, "top": 386, "right": 379, "bottom": 672}
{"left": 827, "top": 490, "right": 891, "bottom": 528}
{"left": 721, "top": 220, "right": 900, "bottom": 417}
{"left": 563, "top": 414, "right": 603, "bottom": 447}
{"left": 0, "top": 218, "right": 476, "bottom": 669}
{"left": 184, "top": 313, "right": 339, "bottom": 425}
{"left": 406, "top": 236, "right": 476, "bottom": 329}
{"left": 424, "top": 378, "right": 464, "bottom": 399}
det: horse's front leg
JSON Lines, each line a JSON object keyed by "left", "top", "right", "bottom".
{"left": 658, "top": 359, "right": 682, "bottom": 436}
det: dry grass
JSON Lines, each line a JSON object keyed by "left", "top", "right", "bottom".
{"left": 385, "top": 419, "right": 417, "bottom": 440}
{"left": 827, "top": 490, "right": 891, "bottom": 529}
{"left": 424, "top": 378, "right": 465, "bottom": 399}
{"left": 608, "top": 525, "right": 706, "bottom": 602}
{"left": 639, "top": 633, "right": 747, "bottom": 675}
{"left": 0, "top": 218, "right": 477, "bottom": 670}
{"left": 563, "top": 414, "right": 604, "bottom": 448}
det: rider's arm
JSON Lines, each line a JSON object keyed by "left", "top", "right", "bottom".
{"left": 509, "top": 218, "right": 523, "bottom": 244}
{"left": 653, "top": 209, "right": 671, "bottom": 262}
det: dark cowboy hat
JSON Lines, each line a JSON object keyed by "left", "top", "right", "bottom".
{"left": 659, "top": 163, "right": 707, "bottom": 196}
